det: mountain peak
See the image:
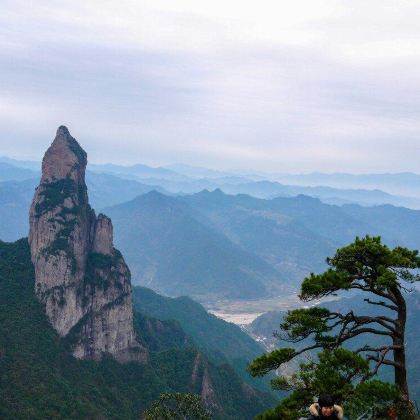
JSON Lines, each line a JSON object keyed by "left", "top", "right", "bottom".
{"left": 42, "top": 126, "right": 87, "bottom": 182}
{"left": 56, "top": 125, "right": 70, "bottom": 136}
{"left": 196, "top": 188, "right": 225, "bottom": 196}
{"left": 29, "top": 127, "right": 146, "bottom": 363}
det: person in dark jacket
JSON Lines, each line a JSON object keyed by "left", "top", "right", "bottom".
{"left": 308, "top": 395, "right": 343, "bottom": 419}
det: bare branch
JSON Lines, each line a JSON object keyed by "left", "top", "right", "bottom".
{"left": 273, "top": 331, "right": 308, "bottom": 343}
{"left": 292, "top": 343, "right": 323, "bottom": 358}
{"left": 400, "top": 283, "right": 414, "bottom": 293}
{"left": 366, "top": 355, "right": 401, "bottom": 368}
{"left": 355, "top": 344, "right": 403, "bottom": 354}
{"left": 352, "top": 283, "right": 399, "bottom": 305}
{"left": 364, "top": 298, "right": 398, "bottom": 312}
{"left": 351, "top": 315, "right": 398, "bottom": 334}
{"left": 334, "top": 327, "right": 394, "bottom": 346}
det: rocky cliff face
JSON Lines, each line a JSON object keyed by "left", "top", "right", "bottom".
{"left": 29, "top": 126, "right": 147, "bottom": 363}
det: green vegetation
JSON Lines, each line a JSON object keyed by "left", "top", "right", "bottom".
{"left": 67, "top": 137, "right": 87, "bottom": 168}
{"left": 35, "top": 177, "right": 76, "bottom": 216}
{"left": 105, "top": 191, "right": 277, "bottom": 300}
{"left": 183, "top": 190, "right": 420, "bottom": 288}
{"left": 133, "top": 286, "right": 274, "bottom": 395}
{"left": 143, "top": 393, "right": 211, "bottom": 419}
{"left": 5, "top": 181, "right": 420, "bottom": 300}
{"left": 253, "top": 352, "right": 400, "bottom": 420}
{"left": 44, "top": 218, "right": 77, "bottom": 254}
{"left": 249, "top": 236, "right": 420, "bottom": 419}
{"left": 0, "top": 178, "right": 37, "bottom": 241}
{"left": 82, "top": 252, "right": 123, "bottom": 291}
{"left": 41, "top": 215, "right": 78, "bottom": 275}
{"left": 247, "top": 291, "right": 420, "bottom": 405}
{"left": 88, "top": 252, "right": 115, "bottom": 269}
{"left": 0, "top": 238, "right": 274, "bottom": 419}
{"left": 34, "top": 174, "right": 90, "bottom": 226}
{"left": 34, "top": 176, "right": 91, "bottom": 274}
{"left": 134, "top": 312, "right": 191, "bottom": 352}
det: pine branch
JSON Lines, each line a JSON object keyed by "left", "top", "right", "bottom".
{"left": 364, "top": 298, "right": 398, "bottom": 312}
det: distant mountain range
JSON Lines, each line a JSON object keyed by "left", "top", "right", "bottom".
{"left": 104, "top": 189, "right": 420, "bottom": 301}
{"left": 0, "top": 172, "right": 167, "bottom": 240}
{"left": 181, "top": 189, "right": 420, "bottom": 283}
{"left": 163, "top": 163, "right": 236, "bottom": 179}
{"left": 0, "top": 178, "right": 38, "bottom": 240}
{"left": 86, "top": 171, "right": 168, "bottom": 209}
{"left": 2, "top": 155, "right": 420, "bottom": 415}
{"left": 0, "top": 157, "right": 41, "bottom": 171}
{"left": 3, "top": 173, "right": 420, "bottom": 300}
{"left": 105, "top": 191, "right": 282, "bottom": 300}
{"left": 0, "top": 162, "right": 39, "bottom": 182}
{"left": 220, "top": 180, "right": 420, "bottom": 208}
{"left": 89, "top": 162, "right": 188, "bottom": 181}
{"left": 3, "top": 156, "right": 420, "bottom": 208}
{"left": 272, "top": 172, "right": 420, "bottom": 199}
{"left": 3, "top": 157, "right": 420, "bottom": 302}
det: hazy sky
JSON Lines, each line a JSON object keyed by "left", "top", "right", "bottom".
{"left": 1, "top": 0, "right": 420, "bottom": 172}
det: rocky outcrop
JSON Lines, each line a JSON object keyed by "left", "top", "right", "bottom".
{"left": 29, "top": 126, "right": 147, "bottom": 363}
{"left": 201, "top": 368, "right": 218, "bottom": 411}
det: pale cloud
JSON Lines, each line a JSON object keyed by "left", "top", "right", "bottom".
{"left": 1, "top": 0, "right": 420, "bottom": 172}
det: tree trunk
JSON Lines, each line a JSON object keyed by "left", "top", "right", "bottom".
{"left": 391, "top": 287, "right": 416, "bottom": 418}
{"left": 393, "top": 333, "right": 409, "bottom": 398}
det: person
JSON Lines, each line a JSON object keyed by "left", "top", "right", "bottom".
{"left": 308, "top": 395, "right": 343, "bottom": 419}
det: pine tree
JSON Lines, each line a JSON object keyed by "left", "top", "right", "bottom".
{"left": 249, "top": 236, "right": 420, "bottom": 418}
{"left": 143, "top": 393, "right": 211, "bottom": 420}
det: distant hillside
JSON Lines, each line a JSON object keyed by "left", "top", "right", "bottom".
{"left": 0, "top": 239, "right": 275, "bottom": 419}
{"left": 182, "top": 192, "right": 344, "bottom": 283}
{"left": 0, "top": 162, "right": 39, "bottom": 182}
{"left": 182, "top": 190, "right": 420, "bottom": 285}
{"left": 89, "top": 162, "right": 187, "bottom": 181}
{"left": 133, "top": 286, "right": 264, "bottom": 363}
{"left": 86, "top": 171, "right": 167, "bottom": 210}
{"left": 340, "top": 204, "right": 420, "bottom": 249}
{"left": 0, "top": 156, "right": 41, "bottom": 171}
{"left": 105, "top": 191, "right": 282, "bottom": 300}
{"left": 0, "top": 179, "right": 37, "bottom": 241}
{"left": 133, "top": 286, "right": 274, "bottom": 394}
{"left": 123, "top": 175, "right": 419, "bottom": 208}
{"left": 163, "top": 163, "right": 236, "bottom": 179}
{"left": 3, "top": 183, "right": 420, "bottom": 299}
{"left": 273, "top": 172, "right": 420, "bottom": 199}
{"left": 4, "top": 156, "right": 420, "bottom": 208}
{"left": 221, "top": 180, "right": 420, "bottom": 208}
{"left": 0, "top": 173, "right": 167, "bottom": 241}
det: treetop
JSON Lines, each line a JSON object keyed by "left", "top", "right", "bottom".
{"left": 300, "top": 236, "right": 420, "bottom": 301}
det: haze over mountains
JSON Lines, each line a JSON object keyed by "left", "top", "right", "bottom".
{"left": 106, "top": 189, "right": 420, "bottom": 301}
{"left": 2, "top": 140, "right": 420, "bottom": 416}
{"left": 3, "top": 156, "right": 420, "bottom": 208}
{"left": 2, "top": 156, "right": 420, "bottom": 303}
{"left": 105, "top": 191, "right": 281, "bottom": 300}
{"left": 4, "top": 0, "right": 420, "bottom": 415}
{"left": 0, "top": 129, "right": 277, "bottom": 419}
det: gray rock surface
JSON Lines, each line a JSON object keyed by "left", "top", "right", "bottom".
{"left": 29, "top": 126, "right": 147, "bottom": 363}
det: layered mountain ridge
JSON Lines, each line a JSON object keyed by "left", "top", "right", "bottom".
{"left": 28, "top": 126, "right": 146, "bottom": 362}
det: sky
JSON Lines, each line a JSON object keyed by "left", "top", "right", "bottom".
{"left": 1, "top": 0, "right": 420, "bottom": 173}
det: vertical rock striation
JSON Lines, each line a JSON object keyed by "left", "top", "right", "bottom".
{"left": 29, "top": 126, "right": 147, "bottom": 362}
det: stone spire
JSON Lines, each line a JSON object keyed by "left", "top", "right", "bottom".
{"left": 29, "top": 126, "right": 147, "bottom": 362}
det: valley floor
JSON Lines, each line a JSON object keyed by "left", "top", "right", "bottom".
{"left": 203, "top": 294, "right": 340, "bottom": 326}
